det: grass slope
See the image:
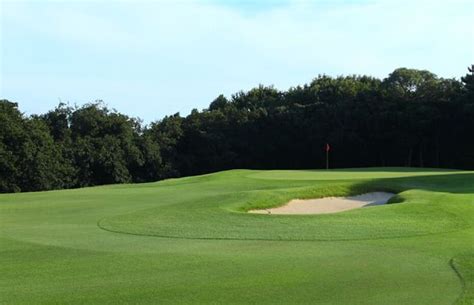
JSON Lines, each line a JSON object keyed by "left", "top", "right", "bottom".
{"left": 1, "top": 168, "right": 473, "bottom": 305}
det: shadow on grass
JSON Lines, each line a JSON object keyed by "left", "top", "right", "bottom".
{"left": 356, "top": 173, "right": 474, "bottom": 195}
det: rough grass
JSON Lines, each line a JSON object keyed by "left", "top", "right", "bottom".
{"left": 1, "top": 167, "right": 473, "bottom": 305}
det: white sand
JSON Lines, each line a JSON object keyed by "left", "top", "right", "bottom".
{"left": 249, "top": 192, "right": 395, "bottom": 215}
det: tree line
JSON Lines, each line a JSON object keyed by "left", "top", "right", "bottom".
{"left": 1, "top": 66, "right": 473, "bottom": 193}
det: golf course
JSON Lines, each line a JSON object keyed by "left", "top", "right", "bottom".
{"left": 1, "top": 167, "right": 473, "bottom": 305}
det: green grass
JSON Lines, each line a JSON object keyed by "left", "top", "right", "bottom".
{"left": 1, "top": 167, "right": 473, "bottom": 305}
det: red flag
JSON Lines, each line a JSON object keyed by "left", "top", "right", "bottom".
{"left": 326, "top": 143, "right": 330, "bottom": 152}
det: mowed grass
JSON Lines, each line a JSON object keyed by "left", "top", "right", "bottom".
{"left": 1, "top": 168, "right": 473, "bottom": 305}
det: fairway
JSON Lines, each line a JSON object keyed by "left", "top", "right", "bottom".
{"left": 1, "top": 168, "right": 473, "bottom": 305}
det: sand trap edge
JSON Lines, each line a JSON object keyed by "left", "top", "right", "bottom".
{"left": 249, "top": 192, "right": 395, "bottom": 215}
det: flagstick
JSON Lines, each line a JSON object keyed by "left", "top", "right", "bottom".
{"left": 326, "top": 149, "right": 329, "bottom": 170}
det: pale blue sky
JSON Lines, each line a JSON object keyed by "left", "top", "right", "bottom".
{"left": 1, "top": 0, "right": 473, "bottom": 123}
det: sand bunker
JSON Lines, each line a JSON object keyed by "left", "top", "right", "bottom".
{"left": 249, "top": 192, "right": 395, "bottom": 215}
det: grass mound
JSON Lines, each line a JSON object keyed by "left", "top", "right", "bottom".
{"left": 99, "top": 171, "right": 473, "bottom": 241}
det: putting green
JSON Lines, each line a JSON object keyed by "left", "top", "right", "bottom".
{"left": 247, "top": 167, "right": 463, "bottom": 180}
{"left": 1, "top": 168, "right": 473, "bottom": 305}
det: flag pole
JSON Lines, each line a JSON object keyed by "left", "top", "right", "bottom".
{"left": 326, "top": 148, "right": 329, "bottom": 170}
{"left": 325, "top": 143, "right": 330, "bottom": 170}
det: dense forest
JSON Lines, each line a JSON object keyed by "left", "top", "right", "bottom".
{"left": 1, "top": 66, "right": 473, "bottom": 193}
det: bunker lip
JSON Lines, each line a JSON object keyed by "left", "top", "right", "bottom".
{"left": 249, "top": 192, "right": 395, "bottom": 215}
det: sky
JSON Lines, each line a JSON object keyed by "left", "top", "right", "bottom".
{"left": 1, "top": 0, "right": 473, "bottom": 123}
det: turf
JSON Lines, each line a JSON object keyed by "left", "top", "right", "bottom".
{"left": 1, "top": 167, "right": 473, "bottom": 305}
